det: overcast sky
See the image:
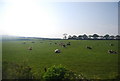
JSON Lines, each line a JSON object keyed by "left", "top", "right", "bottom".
{"left": 0, "top": 0, "right": 119, "bottom": 38}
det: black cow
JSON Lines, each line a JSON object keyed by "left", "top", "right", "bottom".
{"left": 110, "top": 44, "right": 114, "bottom": 46}
{"left": 62, "top": 44, "right": 66, "bottom": 48}
{"left": 67, "top": 42, "right": 71, "bottom": 45}
{"left": 108, "top": 50, "right": 117, "bottom": 54}
{"left": 31, "top": 41, "right": 35, "bottom": 43}
{"left": 86, "top": 46, "right": 92, "bottom": 49}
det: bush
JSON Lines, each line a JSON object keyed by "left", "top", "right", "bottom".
{"left": 42, "top": 64, "right": 85, "bottom": 81}
{"left": 2, "top": 61, "right": 34, "bottom": 79}
{"left": 3, "top": 62, "right": 87, "bottom": 81}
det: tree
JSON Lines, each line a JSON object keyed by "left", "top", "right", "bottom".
{"left": 104, "top": 34, "right": 110, "bottom": 40}
{"left": 92, "top": 34, "right": 99, "bottom": 39}
{"left": 68, "top": 35, "right": 72, "bottom": 39}
{"left": 109, "top": 35, "right": 115, "bottom": 40}
{"left": 88, "top": 35, "right": 93, "bottom": 39}
{"left": 116, "top": 35, "right": 120, "bottom": 39}
{"left": 78, "top": 35, "right": 83, "bottom": 40}
{"left": 63, "top": 33, "right": 67, "bottom": 39}
{"left": 72, "top": 35, "right": 77, "bottom": 39}
{"left": 82, "top": 34, "right": 88, "bottom": 40}
{"left": 99, "top": 35, "right": 104, "bottom": 39}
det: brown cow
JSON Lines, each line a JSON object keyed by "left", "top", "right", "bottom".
{"left": 28, "top": 47, "right": 32, "bottom": 50}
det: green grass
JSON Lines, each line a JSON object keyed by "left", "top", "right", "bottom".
{"left": 2, "top": 39, "right": 119, "bottom": 79}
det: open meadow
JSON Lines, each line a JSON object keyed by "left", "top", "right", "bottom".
{"left": 2, "top": 39, "right": 119, "bottom": 79}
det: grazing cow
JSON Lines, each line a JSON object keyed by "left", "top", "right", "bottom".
{"left": 86, "top": 46, "right": 92, "bottom": 49}
{"left": 28, "top": 47, "right": 32, "bottom": 50}
{"left": 59, "top": 43, "right": 66, "bottom": 48}
{"left": 62, "top": 44, "right": 66, "bottom": 48}
{"left": 55, "top": 49, "right": 61, "bottom": 53}
{"left": 110, "top": 44, "right": 114, "bottom": 46}
{"left": 59, "top": 43, "right": 61, "bottom": 45}
{"left": 59, "top": 43, "right": 63, "bottom": 46}
{"left": 108, "top": 50, "right": 117, "bottom": 54}
{"left": 32, "top": 41, "right": 35, "bottom": 43}
{"left": 23, "top": 42, "right": 26, "bottom": 44}
{"left": 67, "top": 42, "right": 71, "bottom": 45}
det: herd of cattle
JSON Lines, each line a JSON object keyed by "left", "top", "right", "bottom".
{"left": 23, "top": 41, "right": 118, "bottom": 54}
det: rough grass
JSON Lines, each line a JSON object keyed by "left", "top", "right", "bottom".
{"left": 2, "top": 39, "right": 119, "bottom": 79}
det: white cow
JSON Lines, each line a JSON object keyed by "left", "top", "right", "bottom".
{"left": 55, "top": 49, "right": 61, "bottom": 53}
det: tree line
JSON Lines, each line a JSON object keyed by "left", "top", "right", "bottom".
{"left": 64, "top": 34, "right": 120, "bottom": 40}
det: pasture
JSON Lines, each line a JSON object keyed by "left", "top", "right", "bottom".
{"left": 2, "top": 39, "right": 119, "bottom": 79}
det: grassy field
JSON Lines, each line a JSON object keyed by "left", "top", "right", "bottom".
{"left": 2, "top": 39, "right": 119, "bottom": 79}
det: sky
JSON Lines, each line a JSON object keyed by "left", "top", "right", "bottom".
{"left": 0, "top": 0, "right": 119, "bottom": 38}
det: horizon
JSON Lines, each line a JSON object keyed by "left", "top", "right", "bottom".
{"left": 1, "top": 33, "right": 119, "bottom": 39}
{"left": 0, "top": 0, "right": 119, "bottom": 38}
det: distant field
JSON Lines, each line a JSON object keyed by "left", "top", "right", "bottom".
{"left": 2, "top": 39, "right": 119, "bottom": 79}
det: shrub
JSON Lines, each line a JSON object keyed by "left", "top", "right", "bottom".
{"left": 42, "top": 64, "right": 85, "bottom": 81}
{"left": 2, "top": 61, "right": 34, "bottom": 79}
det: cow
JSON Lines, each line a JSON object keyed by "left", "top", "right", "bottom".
{"left": 110, "top": 44, "right": 114, "bottom": 46}
{"left": 62, "top": 44, "right": 66, "bottom": 48}
{"left": 55, "top": 49, "right": 61, "bottom": 53}
{"left": 23, "top": 42, "right": 26, "bottom": 44}
{"left": 31, "top": 41, "right": 35, "bottom": 43}
{"left": 59, "top": 43, "right": 66, "bottom": 48}
{"left": 28, "top": 47, "right": 32, "bottom": 50}
{"left": 67, "top": 42, "right": 71, "bottom": 45}
{"left": 86, "top": 46, "right": 92, "bottom": 49}
{"left": 108, "top": 50, "right": 117, "bottom": 54}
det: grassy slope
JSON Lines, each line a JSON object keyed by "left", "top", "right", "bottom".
{"left": 2, "top": 40, "right": 119, "bottom": 79}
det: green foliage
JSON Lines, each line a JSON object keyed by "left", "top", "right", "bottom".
{"left": 42, "top": 64, "right": 85, "bottom": 81}
{"left": 2, "top": 61, "right": 34, "bottom": 79}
